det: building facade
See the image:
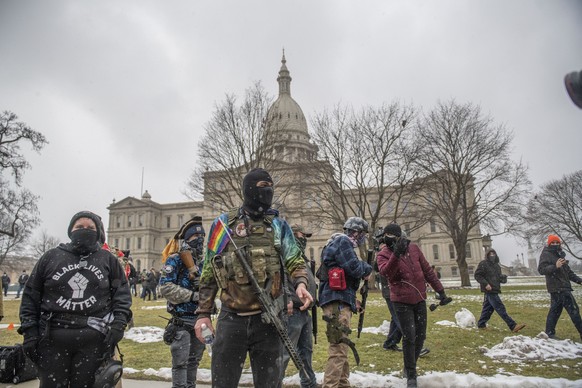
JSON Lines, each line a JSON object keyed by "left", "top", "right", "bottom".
{"left": 107, "top": 54, "right": 485, "bottom": 276}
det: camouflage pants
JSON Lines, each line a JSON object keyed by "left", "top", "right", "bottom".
{"left": 322, "top": 301, "right": 352, "bottom": 388}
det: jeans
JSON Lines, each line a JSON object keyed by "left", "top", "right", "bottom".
{"left": 2, "top": 284, "right": 8, "bottom": 297}
{"left": 477, "top": 293, "right": 516, "bottom": 330}
{"left": 546, "top": 291, "right": 582, "bottom": 338}
{"left": 282, "top": 308, "right": 317, "bottom": 388}
{"left": 393, "top": 301, "right": 427, "bottom": 380}
{"left": 211, "top": 310, "right": 284, "bottom": 388}
{"left": 16, "top": 284, "right": 24, "bottom": 298}
{"left": 384, "top": 297, "right": 402, "bottom": 347}
{"left": 170, "top": 327, "right": 205, "bottom": 388}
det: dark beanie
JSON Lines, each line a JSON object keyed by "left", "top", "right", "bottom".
{"left": 67, "top": 211, "right": 104, "bottom": 243}
{"left": 383, "top": 223, "right": 402, "bottom": 237}
{"left": 184, "top": 223, "right": 205, "bottom": 240}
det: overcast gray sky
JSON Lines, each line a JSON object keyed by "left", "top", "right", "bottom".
{"left": 1, "top": 1, "right": 581, "bottom": 265}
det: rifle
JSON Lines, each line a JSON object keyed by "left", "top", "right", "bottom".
{"left": 357, "top": 249, "right": 374, "bottom": 338}
{"left": 231, "top": 245, "right": 307, "bottom": 375}
{"left": 310, "top": 256, "right": 318, "bottom": 344}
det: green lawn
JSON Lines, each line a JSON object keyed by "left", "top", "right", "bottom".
{"left": 2, "top": 285, "right": 582, "bottom": 383}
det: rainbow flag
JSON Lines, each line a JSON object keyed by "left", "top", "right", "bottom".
{"left": 207, "top": 218, "right": 231, "bottom": 254}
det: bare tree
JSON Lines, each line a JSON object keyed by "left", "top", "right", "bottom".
{"left": 185, "top": 81, "right": 295, "bottom": 212}
{"left": 309, "top": 102, "right": 428, "bottom": 236}
{"left": 31, "top": 230, "right": 62, "bottom": 258}
{"left": 0, "top": 111, "right": 46, "bottom": 265}
{"left": 413, "top": 100, "right": 530, "bottom": 286}
{"left": 525, "top": 170, "right": 582, "bottom": 259}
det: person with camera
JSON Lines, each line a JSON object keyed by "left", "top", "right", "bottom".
{"left": 318, "top": 217, "right": 373, "bottom": 388}
{"left": 475, "top": 249, "right": 526, "bottom": 332}
{"left": 376, "top": 223, "right": 450, "bottom": 388}
{"left": 160, "top": 217, "right": 207, "bottom": 388}
{"left": 373, "top": 229, "right": 430, "bottom": 357}
{"left": 538, "top": 234, "right": 582, "bottom": 341}
{"left": 18, "top": 211, "right": 132, "bottom": 387}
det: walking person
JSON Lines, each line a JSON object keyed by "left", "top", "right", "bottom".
{"left": 373, "top": 230, "right": 430, "bottom": 357}
{"left": 1, "top": 272, "right": 9, "bottom": 297}
{"left": 377, "top": 223, "right": 451, "bottom": 388}
{"left": 16, "top": 269, "right": 28, "bottom": 298}
{"left": 160, "top": 216, "right": 207, "bottom": 388}
{"left": 281, "top": 223, "right": 318, "bottom": 388}
{"left": 475, "top": 249, "right": 526, "bottom": 332}
{"left": 195, "top": 168, "right": 313, "bottom": 388}
{"left": 538, "top": 234, "right": 582, "bottom": 340}
{"left": 318, "top": 217, "right": 373, "bottom": 388}
{"left": 18, "top": 210, "right": 132, "bottom": 387}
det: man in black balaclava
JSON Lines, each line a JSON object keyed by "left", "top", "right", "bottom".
{"left": 242, "top": 167, "right": 274, "bottom": 219}
{"left": 195, "top": 168, "right": 313, "bottom": 388}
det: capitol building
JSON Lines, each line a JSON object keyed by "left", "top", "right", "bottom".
{"left": 107, "top": 54, "right": 486, "bottom": 276}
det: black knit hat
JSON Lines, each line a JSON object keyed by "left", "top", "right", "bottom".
{"left": 383, "top": 223, "right": 402, "bottom": 237}
{"left": 67, "top": 211, "right": 104, "bottom": 243}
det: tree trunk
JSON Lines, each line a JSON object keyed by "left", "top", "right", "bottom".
{"left": 456, "top": 256, "right": 471, "bottom": 287}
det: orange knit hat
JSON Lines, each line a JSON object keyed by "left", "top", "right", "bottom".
{"left": 547, "top": 234, "right": 561, "bottom": 245}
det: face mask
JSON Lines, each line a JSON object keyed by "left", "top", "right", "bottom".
{"left": 257, "top": 186, "right": 273, "bottom": 208}
{"left": 296, "top": 237, "right": 307, "bottom": 252}
{"left": 384, "top": 236, "right": 397, "bottom": 247}
{"left": 71, "top": 229, "right": 98, "bottom": 254}
{"left": 356, "top": 233, "right": 367, "bottom": 246}
{"left": 549, "top": 244, "right": 560, "bottom": 251}
{"left": 488, "top": 254, "right": 499, "bottom": 263}
{"left": 187, "top": 236, "right": 205, "bottom": 256}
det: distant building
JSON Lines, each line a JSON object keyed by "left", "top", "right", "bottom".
{"left": 107, "top": 54, "right": 486, "bottom": 276}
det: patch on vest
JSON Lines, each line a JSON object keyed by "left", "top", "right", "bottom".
{"left": 163, "top": 264, "right": 174, "bottom": 274}
{"left": 235, "top": 223, "right": 248, "bottom": 237}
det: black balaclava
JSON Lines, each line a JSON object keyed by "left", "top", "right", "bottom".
{"left": 383, "top": 223, "right": 402, "bottom": 247}
{"left": 67, "top": 211, "right": 103, "bottom": 255}
{"left": 242, "top": 168, "right": 274, "bottom": 220}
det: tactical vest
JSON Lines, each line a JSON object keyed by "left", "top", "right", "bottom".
{"left": 212, "top": 208, "right": 282, "bottom": 297}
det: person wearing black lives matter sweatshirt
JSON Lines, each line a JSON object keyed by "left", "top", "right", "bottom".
{"left": 19, "top": 211, "right": 132, "bottom": 387}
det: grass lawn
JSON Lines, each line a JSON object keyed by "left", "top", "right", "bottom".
{"left": 2, "top": 284, "right": 582, "bottom": 383}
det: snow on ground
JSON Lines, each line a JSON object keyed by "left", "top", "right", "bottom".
{"left": 455, "top": 308, "right": 476, "bottom": 328}
{"left": 482, "top": 332, "right": 582, "bottom": 363}
{"left": 122, "top": 321, "right": 582, "bottom": 387}
{"left": 434, "top": 308, "right": 476, "bottom": 329}
{"left": 124, "top": 326, "right": 164, "bottom": 343}
{"left": 123, "top": 367, "right": 582, "bottom": 387}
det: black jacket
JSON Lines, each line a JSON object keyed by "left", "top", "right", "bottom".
{"left": 538, "top": 246, "right": 582, "bottom": 293}
{"left": 19, "top": 243, "right": 132, "bottom": 335}
{"left": 474, "top": 250, "right": 506, "bottom": 294}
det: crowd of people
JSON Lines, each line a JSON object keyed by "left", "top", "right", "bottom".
{"left": 6, "top": 167, "right": 582, "bottom": 388}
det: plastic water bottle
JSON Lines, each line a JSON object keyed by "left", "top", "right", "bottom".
{"left": 201, "top": 323, "right": 214, "bottom": 357}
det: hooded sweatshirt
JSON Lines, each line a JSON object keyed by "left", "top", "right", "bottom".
{"left": 474, "top": 249, "right": 506, "bottom": 293}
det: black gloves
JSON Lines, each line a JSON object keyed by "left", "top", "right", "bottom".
{"left": 393, "top": 238, "right": 410, "bottom": 257}
{"left": 22, "top": 327, "right": 41, "bottom": 362}
{"left": 105, "top": 320, "right": 126, "bottom": 349}
{"left": 438, "top": 291, "right": 453, "bottom": 306}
